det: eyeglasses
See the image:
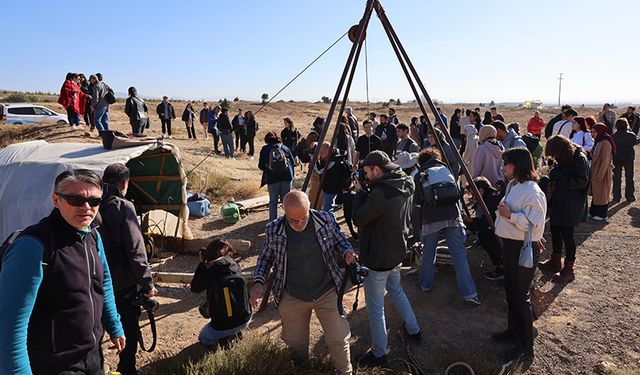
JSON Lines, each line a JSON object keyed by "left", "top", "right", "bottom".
{"left": 286, "top": 215, "right": 309, "bottom": 225}
{"left": 56, "top": 193, "right": 102, "bottom": 207}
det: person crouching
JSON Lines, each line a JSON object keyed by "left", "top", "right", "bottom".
{"left": 190, "top": 239, "right": 252, "bottom": 348}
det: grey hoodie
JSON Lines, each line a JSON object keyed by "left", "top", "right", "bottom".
{"left": 352, "top": 168, "right": 414, "bottom": 271}
{"left": 472, "top": 139, "right": 505, "bottom": 185}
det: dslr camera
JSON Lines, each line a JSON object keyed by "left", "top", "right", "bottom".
{"left": 132, "top": 289, "right": 159, "bottom": 313}
{"left": 347, "top": 261, "right": 368, "bottom": 285}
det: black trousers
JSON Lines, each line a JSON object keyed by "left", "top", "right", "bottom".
{"left": 32, "top": 344, "right": 103, "bottom": 375}
{"left": 467, "top": 218, "right": 502, "bottom": 266}
{"left": 243, "top": 135, "right": 255, "bottom": 156}
{"left": 84, "top": 105, "right": 94, "bottom": 127}
{"left": 234, "top": 129, "right": 242, "bottom": 149}
{"left": 161, "top": 118, "right": 172, "bottom": 135}
{"left": 550, "top": 225, "right": 576, "bottom": 261}
{"left": 185, "top": 121, "right": 196, "bottom": 139}
{"left": 115, "top": 288, "right": 142, "bottom": 375}
{"left": 501, "top": 238, "right": 540, "bottom": 352}
{"left": 613, "top": 159, "right": 635, "bottom": 201}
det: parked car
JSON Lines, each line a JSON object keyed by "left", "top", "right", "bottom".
{"left": 0, "top": 103, "right": 68, "bottom": 125}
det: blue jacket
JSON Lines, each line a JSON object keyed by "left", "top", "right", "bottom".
{"left": 258, "top": 142, "right": 295, "bottom": 187}
{"left": 502, "top": 129, "right": 527, "bottom": 150}
{"left": 0, "top": 210, "right": 123, "bottom": 374}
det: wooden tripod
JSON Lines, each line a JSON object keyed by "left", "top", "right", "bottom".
{"left": 300, "top": 0, "right": 494, "bottom": 227}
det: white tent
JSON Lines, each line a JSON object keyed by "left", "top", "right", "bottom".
{"left": 0, "top": 140, "right": 192, "bottom": 241}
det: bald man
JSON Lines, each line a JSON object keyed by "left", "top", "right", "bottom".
{"left": 251, "top": 191, "right": 357, "bottom": 374}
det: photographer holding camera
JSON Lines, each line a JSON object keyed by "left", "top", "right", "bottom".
{"left": 99, "top": 163, "right": 157, "bottom": 375}
{"left": 352, "top": 150, "right": 421, "bottom": 368}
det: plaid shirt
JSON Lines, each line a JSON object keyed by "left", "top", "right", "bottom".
{"left": 253, "top": 210, "right": 352, "bottom": 306}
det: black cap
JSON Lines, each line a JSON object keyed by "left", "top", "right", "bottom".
{"left": 362, "top": 150, "right": 398, "bottom": 171}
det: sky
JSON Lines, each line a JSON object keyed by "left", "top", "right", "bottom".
{"left": 1, "top": 0, "right": 639, "bottom": 104}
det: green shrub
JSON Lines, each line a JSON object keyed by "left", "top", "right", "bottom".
{"left": 2, "top": 93, "right": 37, "bottom": 103}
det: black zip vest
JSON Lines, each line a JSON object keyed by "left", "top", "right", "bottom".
{"left": 23, "top": 209, "right": 104, "bottom": 370}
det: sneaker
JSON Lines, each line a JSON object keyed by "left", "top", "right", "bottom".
{"left": 250, "top": 156, "right": 254, "bottom": 160}
{"left": 611, "top": 198, "right": 621, "bottom": 204}
{"left": 403, "top": 324, "right": 422, "bottom": 344}
{"left": 483, "top": 268, "right": 504, "bottom": 281}
{"left": 464, "top": 296, "right": 481, "bottom": 306}
{"left": 491, "top": 329, "right": 515, "bottom": 342}
{"left": 591, "top": 216, "right": 606, "bottom": 221}
{"left": 358, "top": 349, "right": 387, "bottom": 368}
{"left": 168, "top": 135, "right": 173, "bottom": 139}
{"left": 627, "top": 197, "right": 636, "bottom": 202}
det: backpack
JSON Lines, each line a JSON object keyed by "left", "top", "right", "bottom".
{"left": 209, "top": 271, "right": 252, "bottom": 330}
{"left": 521, "top": 133, "right": 540, "bottom": 154}
{"left": 419, "top": 165, "right": 460, "bottom": 207}
{"left": 104, "top": 84, "right": 116, "bottom": 105}
{"left": 0, "top": 226, "right": 54, "bottom": 275}
{"left": 268, "top": 145, "right": 290, "bottom": 176}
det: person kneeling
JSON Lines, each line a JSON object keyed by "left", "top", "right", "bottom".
{"left": 191, "top": 239, "right": 252, "bottom": 348}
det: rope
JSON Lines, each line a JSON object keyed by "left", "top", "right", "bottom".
{"left": 253, "top": 30, "right": 349, "bottom": 117}
{"left": 181, "top": 30, "right": 349, "bottom": 182}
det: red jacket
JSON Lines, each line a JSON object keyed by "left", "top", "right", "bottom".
{"left": 527, "top": 116, "right": 545, "bottom": 135}
{"left": 58, "top": 80, "right": 86, "bottom": 115}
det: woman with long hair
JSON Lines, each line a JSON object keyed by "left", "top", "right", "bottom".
{"left": 493, "top": 148, "right": 546, "bottom": 365}
{"left": 589, "top": 123, "right": 615, "bottom": 220}
{"left": 280, "top": 118, "right": 300, "bottom": 157}
{"left": 182, "top": 102, "right": 197, "bottom": 139}
{"left": 426, "top": 128, "right": 460, "bottom": 176}
{"left": 470, "top": 110, "right": 482, "bottom": 131}
{"left": 539, "top": 135, "right": 590, "bottom": 282}
{"left": 482, "top": 111, "right": 493, "bottom": 125}
{"left": 569, "top": 116, "right": 593, "bottom": 154}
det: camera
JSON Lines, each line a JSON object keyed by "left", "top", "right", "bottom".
{"left": 347, "top": 261, "right": 368, "bottom": 285}
{"left": 132, "top": 290, "right": 159, "bottom": 313}
{"left": 351, "top": 168, "right": 367, "bottom": 185}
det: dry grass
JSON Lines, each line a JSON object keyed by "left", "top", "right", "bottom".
{"left": 187, "top": 170, "right": 261, "bottom": 204}
{"left": 150, "top": 333, "right": 388, "bottom": 375}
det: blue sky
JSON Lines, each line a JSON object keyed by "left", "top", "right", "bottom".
{"left": 1, "top": 0, "right": 638, "bottom": 104}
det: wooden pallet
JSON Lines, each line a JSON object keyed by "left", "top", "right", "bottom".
{"left": 235, "top": 195, "right": 270, "bottom": 213}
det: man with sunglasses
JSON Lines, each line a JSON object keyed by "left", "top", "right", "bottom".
{"left": 0, "top": 169, "right": 124, "bottom": 375}
{"left": 98, "top": 163, "right": 157, "bottom": 375}
{"left": 250, "top": 191, "right": 357, "bottom": 375}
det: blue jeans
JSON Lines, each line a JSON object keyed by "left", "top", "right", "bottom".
{"left": 268, "top": 181, "right": 291, "bottom": 222}
{"left": 364, "top": 264, "right": 420, "bottom": 358}
{"left": 419, "top": 226, "right": 477, "bottom": 299}
{"left": 93, "top": 105, "right": 110, "bottom": 132}
{"left": 322, "top": 192, "right": 337, "bottom": 212}
{"left": 221, "top": 133, "right": 234, "bottom": 158}
{"left": 198, "top": 320, "right": 250, "bottom": 346}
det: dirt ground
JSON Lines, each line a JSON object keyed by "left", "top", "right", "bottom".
{"left": 2, "top": 100, "right": 639, "bottom": 374}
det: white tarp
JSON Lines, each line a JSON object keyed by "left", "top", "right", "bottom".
{"left": 0, "top": 140, "right": 154, "bottom": 241}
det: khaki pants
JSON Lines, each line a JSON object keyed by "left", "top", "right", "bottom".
{"left": 278, "top": 290, "right": 352, "bottom": 375}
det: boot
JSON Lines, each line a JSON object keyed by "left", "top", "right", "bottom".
{"left": 538, "top": 253, "right": 562, "bottom": 273}
{"left": 553, "top": 259, "right": 575, "bottom": 283}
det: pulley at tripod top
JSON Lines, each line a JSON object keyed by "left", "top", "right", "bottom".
{"left": 348, "top": 24, "right": 366, "bottom": 43}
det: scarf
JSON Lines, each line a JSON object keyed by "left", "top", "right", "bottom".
{"left": 592, "top": 123, "right": 616, "bottom": 156}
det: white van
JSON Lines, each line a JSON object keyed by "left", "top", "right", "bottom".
{"left": 0, "top": 103, "right": 68, "bottom": 125}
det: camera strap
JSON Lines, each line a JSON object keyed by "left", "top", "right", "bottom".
{"left": 337, "top": 264, "right": 364, "bottom": 319}
{"left": 138, "top": 309, "right": 157, "bottom": 352}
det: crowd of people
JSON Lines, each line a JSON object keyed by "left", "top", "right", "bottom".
{"left": 3, "top": 97, "right": 639, "bottom": 374}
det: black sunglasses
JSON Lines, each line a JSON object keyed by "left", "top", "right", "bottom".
{"left": 56, "top": 193, "right": 102, "bottom": 207}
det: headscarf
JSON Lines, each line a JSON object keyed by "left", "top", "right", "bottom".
{"left": 478, "top": 125, "right": 497, "bottom": 143}
{"left": 592, "top": 123, "right": 616, "bottom": 156}
{"left": 464, "top": 124, "right": 478, "bottom": 137}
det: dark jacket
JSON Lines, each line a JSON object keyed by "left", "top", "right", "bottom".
{"left": 545, "top": 113, "right": 563, "bottom": 139}
{"left": 621, "top": 112, "right": 640, "bottom": 135}
{"left": 191, "top": 256, "right": 249, "bottom": 330}
{"left": 17, "top": 209, "right": 120, "bottom": 370}
{"left": 199, "top": 108, "right": 210, "bottom": 125}
{"left": 181, "top": 107, "right": 196, "bottom": 122}
{"left": 374, "top": 123, "right": 398, "bottom": 159}
{"left": 315, "top": 151, "right": 349, "bottom": 195}
{"left": 450, "top": 114, "right": 461, "bottom": 139}
{"left": 353, "top": 168, "right": 415, "bottom": 271}
{"left": 217, "top": 112, "right": 232, "bottom": 134}
{"left": 98, "top": 184, "right": 153, "bottom": 293}
{"left": 258, "top": 142, "right": 295, "bottom": 186}
{"left": 548, "top": 148, "right": 590, "bottom": 226}
{"left": 245, "top": 117, "right": 258, "bottom": 137}
{"left": 156, "top": 102, "right": 176, "bottom": 119}
{"left": 612, "top": 129, "right": 640, "bottom": 163}
{"left": 412, "top": 159, "right": 459, "bottom": 227}
{"left": 281, "top": 127, "right": 300, "bottom": 153}
{"left": 124, "top": 96, "right": 148, "bottom": 123}
{"left": 232, "top": 114, "right": 245, "bottom": 134}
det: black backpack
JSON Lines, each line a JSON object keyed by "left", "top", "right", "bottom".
{"left": 268, "top": 145, "right": 290, "bottom": 175}
{"left": 0, "top": 225, "right": 54, "bottom": 274}
{"left": 104, "top": 84, "right": 116, "bottom": 105}
{"left": 209, "top": 271, "right": 252, "bottom": 330}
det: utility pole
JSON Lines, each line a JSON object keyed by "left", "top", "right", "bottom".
{"left": 557, "top": 73, "right": 564, "bottom": 107}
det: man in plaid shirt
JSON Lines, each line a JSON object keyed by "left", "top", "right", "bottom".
{"left": 250, "top": 191, "right": 357, "bottom": 375}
